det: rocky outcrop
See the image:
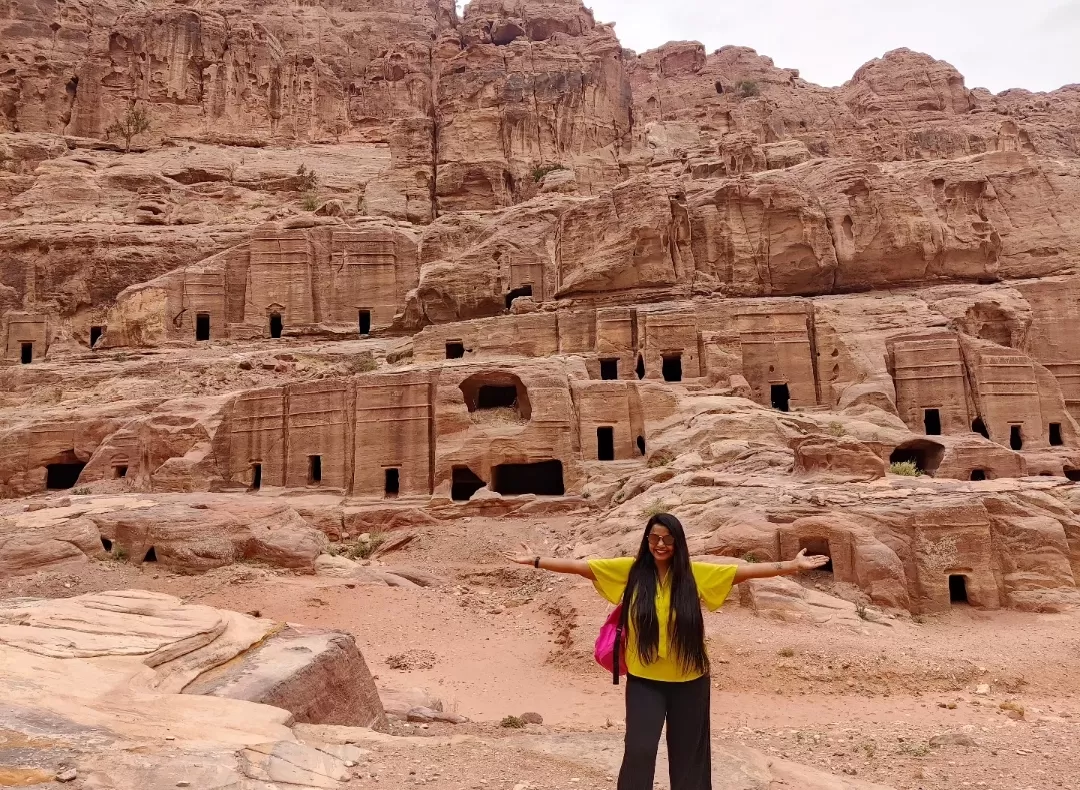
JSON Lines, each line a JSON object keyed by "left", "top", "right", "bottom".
{"left": 0, "top": 590, "right": 384, "bottom": 787}
{"left": 0, "top": 495, "right": 327, "bottom": 576}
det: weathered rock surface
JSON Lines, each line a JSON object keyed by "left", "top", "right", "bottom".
{"left": 3, "top": 0, "right": 1080, "bottom": 621}
{"left": 0, "top": 590, "right": 385, "bottom": 787}
{"left": 183, "top": 624, "right": 387, "bottom": 728}
{"left": 0, "top": 495, "right": 327, "bottom": 576}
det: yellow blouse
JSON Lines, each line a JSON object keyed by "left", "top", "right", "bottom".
{"left": 588, "top": 558, "right": 737, "bottom": 683}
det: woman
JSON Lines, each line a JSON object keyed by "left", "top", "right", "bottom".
{"left": 508, "top": 513, "right": 829, "bottom": 790}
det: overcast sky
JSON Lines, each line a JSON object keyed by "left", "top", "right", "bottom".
{"left": 459, "top": 1, "right": 1079, "bottom": 94}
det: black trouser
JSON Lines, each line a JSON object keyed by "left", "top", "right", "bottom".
{"left": 618, "top": 673, "right": 711, "bottom": 790}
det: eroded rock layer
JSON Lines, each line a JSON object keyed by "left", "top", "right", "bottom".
{"left": 3, "top": 0, "right": 1080, "bottom": 616}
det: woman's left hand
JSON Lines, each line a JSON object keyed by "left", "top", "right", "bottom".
{"left": 793, "top": 548, "right": 830, "bottom": 571}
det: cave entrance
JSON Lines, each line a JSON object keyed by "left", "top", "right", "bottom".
{"left": 46, "top": 451, "right": 85, "bottom": 490}
{"left": 143, "top": 546, "right": 157, "bottom": 563}
{"left": 636, "top": 355, "right": 646, "bottom": 380}
{"left": 597, "top": 427, "right": 615, "bottom": 461}
{"left": 771, "top": 384, "right": 791, "bottom": 413}
{"left": 949, "top": 574, "right": 969, "bottom": 604}
{"left": 477, "top": 385, "right": 517, "bottom": 410}
{"left": 90, "top": 326, "right": 104, "bottom": 348}
{"left": 924, "top": 408, "right": 942, "bottom": 436}
{"left": 20, "top": 342, "right": 32, "bottom": 364}
{"left": 100, "top": 536, "right": 113, "bottom": 552}
{"left": 637, "top": 436, "right": 646, "bottom": 456}
{"left": 384, "top": 468, "right": 400, "bottom": 498}
{"left": 269, "top": 312, "right": 283, "bottom": 339}
{"left": 250, "top": 463, "right": 262, "bottom": 491}
{"left": 451, "top": 466, "right": 486, "bottom": 501}
{"left": 359, "top": 310, "right": 371, "bottom": 336}
{"left": 446, "top": 341, "right": 465, "bottom": 360}
{"left": 889, "top": 439, "right": 946, "bottom": 476}
{"left": 114, "top": 465, "right": 128, "bottom": 479}
{"left": 1050, "top": 423, "right": 1064, "bottom": 447}
{"left": 662, "top": 354, "right": 683, "bottom": 382}
{"left": 460, "top": 372, "right": 531, "bottom": 420}
{"left": 799, "top": 538, "right": 833, "bottom": 572}
{"left": 970, "top": 469, "right": 987, "bottom": 481}
{"left": 1010, "top": 425, "right": 1024, "bottom": 451}
{"left": 972, "top": 417, "right": 989, "bottom": 439}
{"left": 493, "top": 460, "right": 564, "bottom": 496}
{"left": 196, "top": 313, "right": 211, "bottom": 341}
{"left": 505, "top": 284, "right": 533, "bottom": 310}
{"left": 1065, "top": 468, "right": 1080, "bottom": 482}
{"left": 600, "top": 359, "right": 619, "bottom": 380}
{"left": 308, "top": 455, "right": 322, "bottom": 485}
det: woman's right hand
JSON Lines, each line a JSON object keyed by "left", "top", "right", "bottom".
{"left": 504, "top": 543, "right": 537, "bottom": 566}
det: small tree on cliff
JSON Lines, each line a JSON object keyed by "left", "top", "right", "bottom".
{"left": 106, "top": 105, "right": 152, "bottom": 151}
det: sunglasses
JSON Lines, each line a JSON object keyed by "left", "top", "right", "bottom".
{"left": 647, "top": 533, "right": 675, "bottom": 547}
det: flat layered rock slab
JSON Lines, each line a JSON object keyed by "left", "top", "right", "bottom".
{"left": 184, "top": 625, "right": 387, "bottom": 729}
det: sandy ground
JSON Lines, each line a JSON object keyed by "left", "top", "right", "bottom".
{"left": 5, "top": 515, "right": 1080, "bottom": 790}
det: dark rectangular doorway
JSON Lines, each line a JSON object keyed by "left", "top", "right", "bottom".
{"left": 196, "top": 313, "right": 211, "bottom": 341}
{"left": 269, "top": 313, "right": 283, "bottom": 339}
{"left": 1050, "top": 423, "right": 1064, "bottom": 446}
{"left": 446, "top": 342, "right": 465, "bottom": 360}
{"left": 451, "top": 466, "right": 486, "bottom": 501}
{"left": 493, "top": 460, "right": 564, "bottom": 496}
{"left": 597, "top": 427, "right": 615, "bottom": 461}
{"left": 250, "top": 463, "right": 262, "bottom": 490}
{"left": 359, "top": 310, "right": 371, "bottom": 336}
{"left": 46, "top": 462, "right": 85, "bottom": 490}
{"left": 600, "top": 359, "right": 619, "bottom": 380}
{"left": 90, "top": 326, "right": 104, "bottom": 347}
{"left": 114, "top": 465, "right": 128, "bottom": 479}
{"left": 949, "top": 574, "right": 969, "bottom": 604}
{"left": 384, "top": 468, "right": 400, "bottom": 497}
{"left": 308, "top": 455, "right": 322, "bottom": 485}
{"left": 1010, "top": 425, "right": 1024, "bottom": 451}
{"left": 924, "top": 408, "right": 942, "bottom": 436}
{"left": 20, "top": 342, "right": 32, "bottom": 364}
{"left": 771, "top": 384, "right": 791, "bottom": 412}
{"left": 662, "top": 354, "right": 683, "bottom": 382}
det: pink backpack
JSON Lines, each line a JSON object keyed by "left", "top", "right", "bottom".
{"left": 594, "top": 600, "right": 629, "bottom": 685}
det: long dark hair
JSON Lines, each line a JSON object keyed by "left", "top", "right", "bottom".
{"left": 625, "top": 513, "right": 708, "bottom": 675}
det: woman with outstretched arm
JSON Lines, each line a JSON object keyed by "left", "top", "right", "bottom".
{"left": 507, "top": 512, "right": 829, "bottom": 790}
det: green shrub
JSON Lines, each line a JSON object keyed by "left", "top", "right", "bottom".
{"left": 736, "top": 80, "right": 761, "bottom": 98}
{"left": 72, "top": 487, "right": 91, "bottom": 496}
{"left": 344, "top": 533, "right": 386, "bottom": 560}
{"left": 640, "top": 499, "right": 669, "bottom": 519}
{"left": 110, "top": 545, "right": 128, "bottom": 562}
{"left": 889, "top": 460, "right": 922, "bottom": 477}
{"left": 827, "top": 421, "right": 846, "bottom": 437}
{"left": 105, "top": 105, "right": 152, "bottom": 151}
{"left": 647, "top": 449, "right": 675, "bottom": 468}
{"left": 742, "top": 551, "right": 759, "bottom": 564}
{"left": 296, "top": 163, "right": 319, "bottom": 192}
{"left": 500, "top": 715, "right": 525, "bottom": 729}
{"left": 778, "top": 647, "right": 795, "bottom": 658}
{"left": 531, "top": 164, "right": 565, "bottom": 182}
{"left": 301, "top": 192, "right": 320, "bottom": 211}
{"left": 348, "top": 355, "right": 377, "bottom": 374}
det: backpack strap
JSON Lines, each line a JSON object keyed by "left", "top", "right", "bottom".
{"left": 613, "top": 583, "right": 632, "bottom": 686}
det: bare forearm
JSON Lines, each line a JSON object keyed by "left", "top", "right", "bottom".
{"left": 537, "top": 557, "right": 595, "bottom": 579}
{"left": 733, "top": 559, "right": 802, "bottom": 584}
